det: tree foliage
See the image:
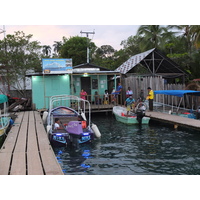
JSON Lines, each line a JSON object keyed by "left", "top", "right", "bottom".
{"left": 60, "top": 36, "right": 96, "bottom": 66}
{"left": 0, "top": 31, "right": 42, "bottom": 95}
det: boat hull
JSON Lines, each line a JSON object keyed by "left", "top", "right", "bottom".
{"left": 114, "top": 113, "right": 150, "bottom": 124}
{"left": 49, "top": 131, "right": 94, "bottom": 147}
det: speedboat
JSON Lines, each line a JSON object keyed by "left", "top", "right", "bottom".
{"left": 113, "top": 102, "right": 150, "bottom": 125}
{"left": 0, "top": 94, "right": 11, "bottom": 145}
{"left": 45, "top": 95, "right": 101, "bottom": 147}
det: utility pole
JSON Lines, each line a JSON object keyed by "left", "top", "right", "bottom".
{"left": 80, "top": 30, "right": 95, "bottom": 63}
{"left": 0, "top": 25, "right": 6, "bottom": 38}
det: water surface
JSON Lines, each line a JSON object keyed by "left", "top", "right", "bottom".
{"left": 53, "top": 113, "right": 200, "bottom": 175}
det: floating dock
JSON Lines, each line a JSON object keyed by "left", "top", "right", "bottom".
{"left": 0, "top": 111, "right": 63, "bottom": 175}
{"left": 146, "top": 111, "right": 200, "bottom": 130}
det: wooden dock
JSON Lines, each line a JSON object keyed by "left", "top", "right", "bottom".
{"left": 146, "top": 111, "right": 200, "bottom": 130}
{"left": 0, "top": 111, "right": 64, "bottom": 175}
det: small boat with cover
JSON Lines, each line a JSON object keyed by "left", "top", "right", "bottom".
{"left": 44, "top": 95, "right": 101, "bottom": 147}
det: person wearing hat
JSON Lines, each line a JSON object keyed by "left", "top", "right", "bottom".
{"left": 124, "top": 95, "right": 135, "bottom": 115}
{"left": 146, "top": 87, "right": 154, "bottom": 111}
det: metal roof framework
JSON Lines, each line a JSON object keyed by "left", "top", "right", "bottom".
{"left": 115, "top": 48, "right": 188, "bottom": 79}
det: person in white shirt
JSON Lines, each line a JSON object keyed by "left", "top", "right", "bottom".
{"left": 104, "top": 89, "right": 109, "bottom": 104}
{"left": 54, "top": 118, "right": 63, "bottom": 130}
{"left": 126, "top": 87, "right": 133, "bottom": 98}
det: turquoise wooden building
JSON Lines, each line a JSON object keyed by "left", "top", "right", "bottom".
{"left": 28, "top": 63, "right": 121, "bottom": 110}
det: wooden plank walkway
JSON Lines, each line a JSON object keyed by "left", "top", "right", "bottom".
{"left": 146, "top": 111, "right": 200, "bottom": 130}
{"left": 0, "top": 111, "right": 64, "bottom": 175}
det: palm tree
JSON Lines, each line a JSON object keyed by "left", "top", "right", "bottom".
{"left": 137, "top": 25, "right": 170, "bottom": 51}
{"left": 167, "top": 25, "right": 194, "bottom": 54}
{"left": 42, "top": 45, "right": 51, "bottom": 57}
{"left": 53, "top": 41, "right": 62, "bottom": 57}
{"left": 190, "top": 25, "right": 200, "bottom": 49}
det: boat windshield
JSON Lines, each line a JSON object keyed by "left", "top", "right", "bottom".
{"left": 51, "top": 107, "right": 78, "bottom": 116}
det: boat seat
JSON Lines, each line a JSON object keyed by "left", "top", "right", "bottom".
{"left": 66, "top": 121, "right": 83, "bottom": 135}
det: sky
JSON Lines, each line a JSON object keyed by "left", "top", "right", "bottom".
{"left": 1, "top": 0, "right": 198, "bottom": 53}
{"left": 0, "top": 25, "right": 140, "bottom": 50}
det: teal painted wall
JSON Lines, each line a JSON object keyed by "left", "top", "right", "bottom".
{"left": 32, "top": 74, "right": 70, "bottom": 109}
{"left": 32, "top": 74, "right": 108, "bottom": 110}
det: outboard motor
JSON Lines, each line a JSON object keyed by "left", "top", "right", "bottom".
{"left": 136, "top": 105, "right": 146, "bottom": 124}
{"left": 196, "top": 106, "right": 200, "bottom": 119}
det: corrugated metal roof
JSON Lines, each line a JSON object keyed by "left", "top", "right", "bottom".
{"left": 115, "top": 48, "right": 155, "bottom": 74}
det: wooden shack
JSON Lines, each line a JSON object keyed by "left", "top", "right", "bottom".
{"left": 115, "top": 48, "right": 188, "bottom": 103}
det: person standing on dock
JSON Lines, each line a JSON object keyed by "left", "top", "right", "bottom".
{"left": 80, "top": 89, "right": 87, "bottom": 100}
{"left": 80, "top": 89, "right": 87, "bottom": 109}
{"left": 126, "top": 87, "right": 133, "bottom": 98}
{"left": 146, "top": 87, "right": 154, "bottom": 111}
{"left": 104, "top": 90, "right": 109, "bottom": 104}
{"left": 111, "top": 82, "right": 122, "bottom": 104}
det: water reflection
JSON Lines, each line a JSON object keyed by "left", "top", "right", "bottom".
{"left": 54, "top": 144, "right": 94, "bottom": 174}
{"left": 53, "top": 113, "right": 200, "bottom": 175}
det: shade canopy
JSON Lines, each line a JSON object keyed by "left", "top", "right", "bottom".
{"left": 154, "top": 90, "right": 200, "bottom": 97}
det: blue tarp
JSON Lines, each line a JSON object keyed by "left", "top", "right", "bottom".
{"left": 154, "top": 90, "right": 200, "bottom": 97}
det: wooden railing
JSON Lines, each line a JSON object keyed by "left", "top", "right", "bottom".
{"left": 85, "top": 94, "right": 122, "bottom": 105}
{"left": 82, "top": 94, "right": 123, "bottom": 112}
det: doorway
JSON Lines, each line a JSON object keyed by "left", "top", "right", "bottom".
{"left": 81, "top": 77, "right": 91, "bottom": 101}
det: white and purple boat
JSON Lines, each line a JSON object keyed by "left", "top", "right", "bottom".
{"left": 45, "top": 95, "right": 101, "bottom": 147}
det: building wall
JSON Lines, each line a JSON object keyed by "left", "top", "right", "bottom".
{"left": 31, "top": 74, "right": 109, "bottom": 110}
{"left": 32, "top": 74, "right": 70, "bottom": 109}
{"left": 72, "top": 74, "right": 108, "bottom": 101}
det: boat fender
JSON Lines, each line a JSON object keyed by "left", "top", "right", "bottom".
{"left": 42, "top": 111, "right": 48, "bottom": 124}
{"left": 91, "top": 123, "right": 101, "bottom": 138}
{"left": 81, "top": 112, "right": 87, "bottom": 121}
{"left": 46, "top": 125, "right": 51, "bottom": 134}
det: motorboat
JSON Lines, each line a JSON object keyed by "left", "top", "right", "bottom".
{"left": 113, "top": 102, "right": 150, "bottom": 125}
{"left": 45, "top": 95, "right": 101, "bottom": 147}
{"left": 0, "top": 94, "right": 11, "bottom": 145}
